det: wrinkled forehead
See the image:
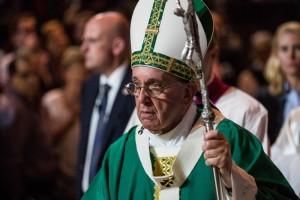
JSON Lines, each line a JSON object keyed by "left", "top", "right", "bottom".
{"left": 132, "top": 66, "right": 184, "bottom": 83}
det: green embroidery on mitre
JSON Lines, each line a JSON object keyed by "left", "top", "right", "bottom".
{"left": 131, "top": 51, "right": 195, "bottom": 81}
{"left": 193, "top": 0, "right": 214, "bottom": 44}
{"left": 130, "top": 0, "right": 213, "bottom": 81}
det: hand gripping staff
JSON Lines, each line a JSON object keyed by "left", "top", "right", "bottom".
{"left": 174, "top": 1, "right": 225, "bottom": 199}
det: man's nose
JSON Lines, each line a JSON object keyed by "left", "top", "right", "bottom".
{"left": 137, "top": 88, "right": 151, "bottom": 104}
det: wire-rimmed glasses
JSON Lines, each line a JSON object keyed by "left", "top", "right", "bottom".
{"left": 124, "top": 82, "right": 166, "bottom": 97}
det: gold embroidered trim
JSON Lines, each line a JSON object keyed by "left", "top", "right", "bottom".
{"left": 154, "top": 185, "right": 160, "bottom": 200}
{"left": 131, "top": 52, "right": 195, "bottom": 80}
{"left": 167, "top": 58, "right": 175, "bottom": 72}
{"left": 142, "top": 0, "right": 165, "bottom": 54}
{"left": 153, "top": 156, "right": 176, "bottom": 200}
{"left": 153, "top": 156, "right": 176, "bottom": 176}
{"left": 145, "top": 28, "right": 159, "bottom": 34}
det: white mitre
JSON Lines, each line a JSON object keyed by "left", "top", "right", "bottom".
{"left": 130, "top": 0, "right": 214, "bottom": 81}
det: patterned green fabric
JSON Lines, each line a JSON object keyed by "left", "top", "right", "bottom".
{"left": 82, "top": 118, "right": 298, "bottom": 200}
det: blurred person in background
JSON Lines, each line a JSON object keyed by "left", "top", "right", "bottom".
{"left": 271, "top": 106, "right": 300, "bottom": 197}
{"left": 237, "top": 30, "right": 272, "bottom": 97}
{"left": 258, "top": 21, "right": 300, "bottom": 145}
{"left": 63, "top": 5, "right": 95, "bottom": 45}
{"left": 11, "top": 12, "right": 38, "bottom": 51}
{"left": 42, "top": 47, "right": 88, "bottom": 200}
{"left": 0, "top": 12, "right": 50, "bottom": 90}
{"left": 0, "top": 54, "right": 56, "bottom": 200}
{"left": 200, "top": 33, "right": 269, "bottom": 153}
{"left": 77, "top": 11, "right": 135, "bottom": 197}
{"left": 72, "top": 10, "right": 95, "bottom": 45}
{"left": 41, "top": 20, "right": 70, "bottom": 89}
{"left": 211, "top": 10, "right": 246, "bottom": 86}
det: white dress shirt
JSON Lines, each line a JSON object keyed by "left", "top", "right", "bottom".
{"left": 82, "top": 63, "right": 128, "bottom": 192}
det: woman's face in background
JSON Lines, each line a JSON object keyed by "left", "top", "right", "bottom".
{"left": 277, "top": 31, "right": 300, "bottom": 78}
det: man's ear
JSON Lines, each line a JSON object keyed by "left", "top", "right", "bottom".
{"left": 112, "top": 37, "right": 126, "bottom": 57}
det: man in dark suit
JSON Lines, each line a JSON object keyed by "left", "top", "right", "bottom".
{"left": 77, "top": 11, "right": 135, "bottom": 197}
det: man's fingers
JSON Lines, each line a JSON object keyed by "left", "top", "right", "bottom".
{"left": 204, "top": 130, "right": 220, "bottom": 140}
{"left": 203, "top": 139, "right": 226, "bottom": 150}
{"left": 203, "top": 147, "right": 225, "bottom": 160}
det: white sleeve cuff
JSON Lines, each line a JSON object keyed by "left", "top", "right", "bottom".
{"left": 230, "top": 163, "right": 257, "bottom": 200}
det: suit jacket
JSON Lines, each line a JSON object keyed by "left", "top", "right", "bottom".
{"left": 77, "top": 67, "right": 135, "bottom": 196}
{"left": 257, "top": 88, "right": 285, "bottom": 145}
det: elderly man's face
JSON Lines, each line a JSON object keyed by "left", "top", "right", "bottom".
{"left": 132, "top": 67, "right": 196, "bottom": 134}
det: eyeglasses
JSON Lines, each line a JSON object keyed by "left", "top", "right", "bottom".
{"left": 124, "top": 82, "right": 167, "bottom": 98}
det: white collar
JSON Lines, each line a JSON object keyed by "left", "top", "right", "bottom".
{"left": 99, "top": 62, "right": 128, "bottom": 87}
{"left": 97, "top": 62, "right": 128, "bottom": 115}
{"left": 144, "top": 104, "right": 197, "bottom": 148}
{"left": 135, "top": 103, "right": 207, "bottom": 197}
{"left": 135, "top": 105, "right": 226, "bottom": 199}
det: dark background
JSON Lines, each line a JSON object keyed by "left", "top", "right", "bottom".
{"left": 0, "top": 0, "right": 299, "bottom": 52}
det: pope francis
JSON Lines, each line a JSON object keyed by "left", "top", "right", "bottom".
{"left": 82, "top": 0, "right": 299, "bottom": 199}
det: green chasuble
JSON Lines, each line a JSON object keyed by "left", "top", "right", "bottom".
{"left": 82, "top": 119, "right": 298, "bottom": 200}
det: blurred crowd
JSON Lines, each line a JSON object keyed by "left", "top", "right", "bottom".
{"left": 0, "top": 0, "right": 299, "bottom": 199}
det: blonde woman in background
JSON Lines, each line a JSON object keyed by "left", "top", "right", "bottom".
{"left": 258, "top": 21, "right": 300, "bottom": 146}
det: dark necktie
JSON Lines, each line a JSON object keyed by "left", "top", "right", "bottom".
{"left": 89, "top": 84, "right": 111, "bottom": 183}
